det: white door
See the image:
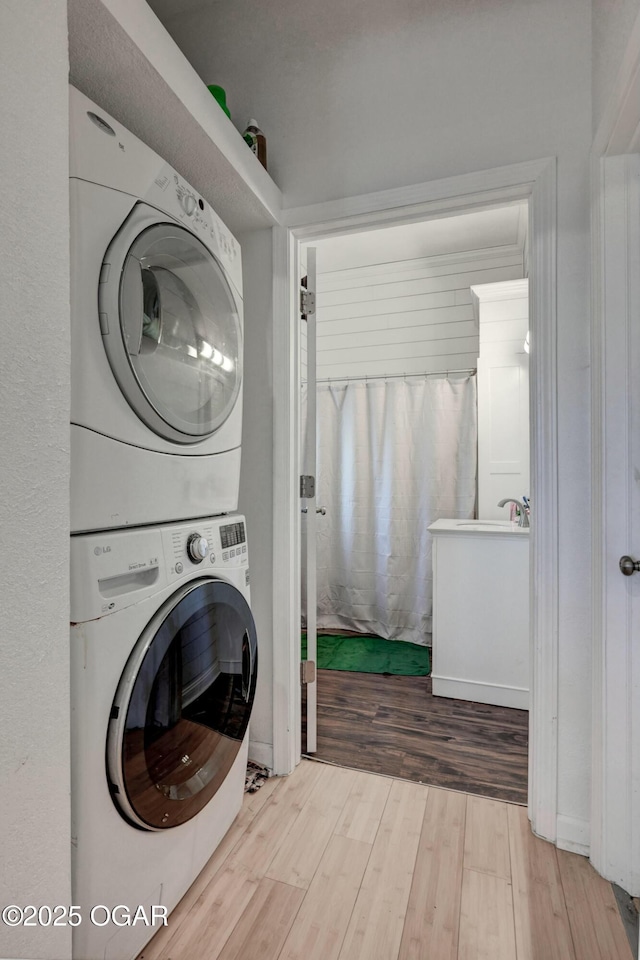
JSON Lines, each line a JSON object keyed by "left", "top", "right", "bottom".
{"left": 592, "top": 153, "right": 640, "bottom": 894}
{"left": 301, "top": 247, "right": 318, "bottom": 753}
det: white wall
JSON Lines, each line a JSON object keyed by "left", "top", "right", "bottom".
{"left": 237, "top": 229, "right": 275, "bottom": 769}
{"left": 312, "top": 248, "right": 523, "bottom": 381}
{"left": 0, "top": 3, "right": 72, "bottom": 959}
{"left": 156, "top": 0, "right": 589, "bottom": 206}
{"left": 592, "top": 0, "right": 640, "bottom": 135}
{"left": 156, "top": 0, "right": 594, "bottom": 846}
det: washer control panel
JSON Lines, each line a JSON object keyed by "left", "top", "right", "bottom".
{"left": 70, "top": 515, "right": 249, "bottom": 622}
{"left": 166, "top": 517, "right": 248, "bottom": 581}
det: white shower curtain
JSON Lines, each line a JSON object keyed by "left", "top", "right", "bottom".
{"left": 304, "top": 375, "right": 477, "bottom": 645}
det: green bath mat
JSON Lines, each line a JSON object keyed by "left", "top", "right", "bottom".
{"left": 301, "top": 633, "right": 430, "bottom": 676}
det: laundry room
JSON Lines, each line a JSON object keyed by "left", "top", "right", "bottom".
{"left": 4, "top": 1, "right": 640, "bottom": 960}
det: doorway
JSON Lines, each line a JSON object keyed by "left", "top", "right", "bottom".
{"left": 273, "top": 157, "right": 558, "bottom": 842}
{"left": 300, "top": 205, "right": 530, "bottom": 803}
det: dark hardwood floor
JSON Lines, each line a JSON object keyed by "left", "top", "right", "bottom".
{"left": 303, "top": 669, "right": 529, "bottom": 804}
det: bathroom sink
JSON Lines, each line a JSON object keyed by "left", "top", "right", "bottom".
{"left": 455, "top": 521, "right": 507, "bottom": 528}
{"left": 453, "top": 520, "right": 529, "bottom": 533}
{"left": 428, "top": 519, "right": 529, "bottom": 535}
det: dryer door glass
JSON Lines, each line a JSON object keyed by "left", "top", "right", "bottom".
{"left": 114, "top": 222, "right": 242, "bottom": 441}
{"left": 108, "top": 579, "right": 257, "bottom": 830}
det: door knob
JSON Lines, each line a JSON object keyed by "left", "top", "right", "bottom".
{"left": 316, "top": 507, "right": 326, "bottom": 515}
{"left": 619, "top": 555, "right": 640, "bottom": 576}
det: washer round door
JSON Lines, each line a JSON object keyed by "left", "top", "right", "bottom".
{"left": 107, "top": 578, "right": 257, "bottom": 830}
{"left": 99, "top": 204, "right": 242, "bottom": 444}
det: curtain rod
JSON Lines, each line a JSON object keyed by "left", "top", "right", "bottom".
{"left": 310, "top": 368, "right": 477, "bottom": 385}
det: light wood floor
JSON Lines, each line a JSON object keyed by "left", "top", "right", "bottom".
{"left": 138, "top": 760, "right": 632, "bottom": 960}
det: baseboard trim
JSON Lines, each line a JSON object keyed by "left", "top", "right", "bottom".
{"left": 248, "top": 739, "right": 274, "bottom": 771}
{"left": 431, "top": 674, "right": 529, "bottom": 710}
{"left": 556, "top": 814, "right": 590, "bottom": 857}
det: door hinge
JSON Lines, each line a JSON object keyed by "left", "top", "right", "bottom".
{"left": 300, "top": 288, "right": 316, "bottom": 319}
{"left": 300, "top": 475, "right": 315, "bottom": 498}
{"left": 301, "top": 660, "right": 317, "bottom": 684}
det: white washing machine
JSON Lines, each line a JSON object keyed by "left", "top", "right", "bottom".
{"left": 70, "top": 515, "right": 257, "bottom": 960}
{"left": 69, "top": 86, "right": 244, "bottom": 533}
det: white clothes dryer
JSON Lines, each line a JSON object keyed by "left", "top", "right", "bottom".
{"left": 69, "top": 86, "right": 244, "bottom": 532}
{"left": 70, "top": 515, "right": 257, "bottom": 960}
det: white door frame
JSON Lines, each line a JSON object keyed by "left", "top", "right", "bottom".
{"left": 590, "top": 10, "right": 640, "bottom": 894}
{"left": 271, "top": 157, "right": 559, "bottom": 842}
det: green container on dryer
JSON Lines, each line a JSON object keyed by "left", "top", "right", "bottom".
{"left": 207, "top": 85, "right": 231, "bottom": 119}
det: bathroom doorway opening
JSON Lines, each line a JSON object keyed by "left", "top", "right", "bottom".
{"left": 299, "top": 203, "right": 530, "bottom": 804}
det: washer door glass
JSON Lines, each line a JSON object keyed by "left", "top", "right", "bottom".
{"left": 108, "top": 579, "right": 257, "bottom": 830}
{"left": 114, "top": 222, "right": 241, "bottom": 441}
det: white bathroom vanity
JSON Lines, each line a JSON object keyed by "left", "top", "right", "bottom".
{"left": 429, "top": 519, "right": 529, "bottom": 710}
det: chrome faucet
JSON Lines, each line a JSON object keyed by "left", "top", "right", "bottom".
{"left": 497, "top": 498, "right": 530, "bottom": 528}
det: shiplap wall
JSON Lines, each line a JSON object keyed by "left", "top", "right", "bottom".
{"left": 302, "top": 246, "right": 525, "bottom": 381}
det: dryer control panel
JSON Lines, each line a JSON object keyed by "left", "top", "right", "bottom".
{"left": 68, "top": 87, "right": 243, "bottom": 297}
{"left": 144, "top": 166, "right": 242, "bottom": 294}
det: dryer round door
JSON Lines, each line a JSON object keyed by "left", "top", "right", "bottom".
{"left": 107, "top": 578, "right": 257, "bottom": 830}
{"left": 99, "top": 204, "right": 242, "bottom": 444}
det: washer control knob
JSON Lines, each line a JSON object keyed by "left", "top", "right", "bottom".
{"left": 187, "top": 534, "right": 208, "bottom": 563}
{"left": 181, "top": 194, "right": 197, "bottom": 217}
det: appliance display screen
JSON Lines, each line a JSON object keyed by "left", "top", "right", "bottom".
{"left": 220, "top": 522, "right": 245, "bottom": 549}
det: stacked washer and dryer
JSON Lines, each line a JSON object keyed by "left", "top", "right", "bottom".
{"left": 69, "top": 88, "right": 258, "bottom": 960}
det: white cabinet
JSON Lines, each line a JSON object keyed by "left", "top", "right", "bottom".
{"left": 429, "top": 519, "right": 529, "bottom": 710}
